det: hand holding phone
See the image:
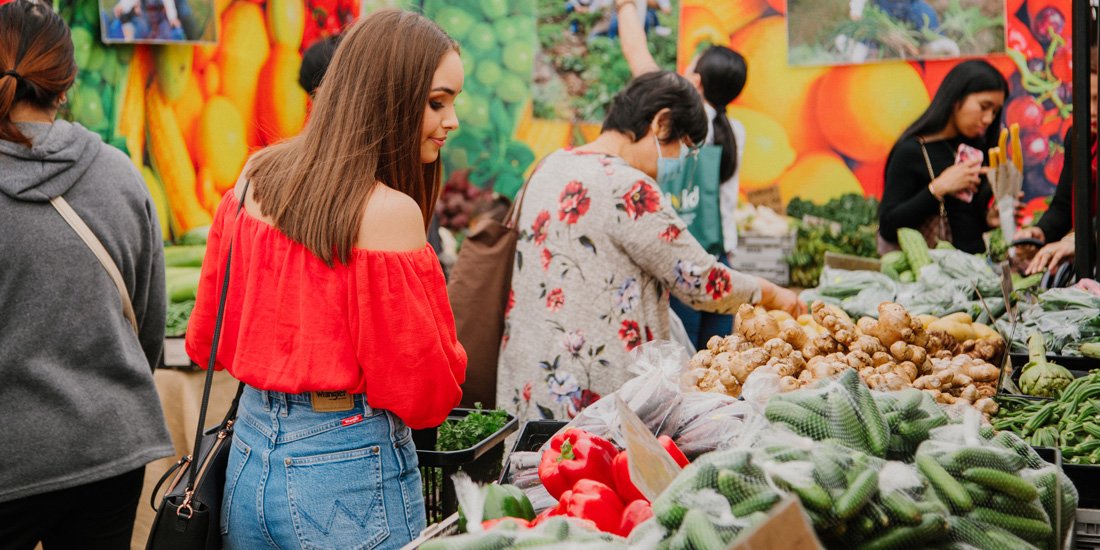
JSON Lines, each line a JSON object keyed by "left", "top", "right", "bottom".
{"left": 952, "top": 143, "right": 983, "bottom": 203}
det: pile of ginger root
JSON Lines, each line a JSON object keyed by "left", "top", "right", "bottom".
{"left": 690, "top": 300, "right": 1004, "bottom": 416}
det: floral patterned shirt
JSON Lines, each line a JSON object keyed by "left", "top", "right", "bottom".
{"left": 497, "top": 149, "right": 761, "bottom": 421}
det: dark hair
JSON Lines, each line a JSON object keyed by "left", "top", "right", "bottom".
{"left": 601, "top": 70, "right": 708, "bottom": 147}
{"left": 896, "top": 60, "right": 1008, "bottom": 149}
{"left": 694, "top": 46, "right": 747, "bottom": 182}
{"left": 299, "top": 35, "right": 341, "bottom": 95}
{"left": 0, "top": 0, "right": 76, "bottom": 147}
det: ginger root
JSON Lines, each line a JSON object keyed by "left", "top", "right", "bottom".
{"left": 812, "top": 301, "right": 858, "bottom": 346}
{"left": 736, "top": 303, "right": 780, "bottom": 346}
{"left": 860, "top": 303, "right": 920, "bottom": 348}
{"left": 778, "top": 319, "right": 809, "bottom": 349}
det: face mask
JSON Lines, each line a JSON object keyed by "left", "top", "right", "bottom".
{"left": 654, "top": 133, "right": 691, "bottom": 186}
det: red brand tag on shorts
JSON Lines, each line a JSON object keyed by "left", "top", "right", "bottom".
{"left": 341, "top": 414, "right": 363, "bottom": 427}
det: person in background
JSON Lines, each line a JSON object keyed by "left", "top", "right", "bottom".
{"left": 1021, "top": 48, "right": 1099, "bottom": 275}
{"left": 0, "top": 1, "right": 172, "bottom": 547}
{"left": 497, "top": 70, "right": 802, "bottom": 422}
{"left": 615, "top": 0, "right": 747, "bottom": 349}
{"left": 298, "top": 35, "right": 341, "bottom": 96}
{"left": 186, "top": 10, "right": 465, "bottom": 548}
{"left": 879, "top": 60, "right": 1012, "bottom": 254}
{"left": 113, "top": 0, "right": 183, "bottom": 40}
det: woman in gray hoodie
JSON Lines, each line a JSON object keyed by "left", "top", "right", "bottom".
{"left": 0, "top": 1, "right": 172, "bottom": 547}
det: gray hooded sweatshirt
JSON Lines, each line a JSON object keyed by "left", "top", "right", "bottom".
{"left": 0, "top": 120, "right": 172, "bottom": 503}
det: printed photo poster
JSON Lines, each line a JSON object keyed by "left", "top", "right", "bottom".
{"left": 678, "top": 0, "right": 1072, "bottom": 224}
{"left": 532, "top": 0, "right": 681, "bottom": 124}
{"left": 787, "top": 0, "right": 1006, "bottom": 66}
{"left": 99, "top": 0, "right": 218, "bottom": 44}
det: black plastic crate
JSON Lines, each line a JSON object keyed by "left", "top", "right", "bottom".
{"left": 1065, "top": 464, "right": 1100, "bottom": 510}
{"left": 413, "top": 409, "right": 518, "bottom": 525}
{"left": 499, "top": 420, "right": 568, "bottom": 485}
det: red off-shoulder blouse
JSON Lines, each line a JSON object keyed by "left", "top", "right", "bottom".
{"left": 185, "top": 192, "right": 466, "bottom": 429}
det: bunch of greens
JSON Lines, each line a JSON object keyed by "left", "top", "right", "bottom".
{"left": 786, "top": 194, "right": 880, "bottom": 288}
{"left": 436, "top": 404, "right": 510, "bottom": 452}
{"left": 165, "top": 300, "right": 194, "bottom": 337}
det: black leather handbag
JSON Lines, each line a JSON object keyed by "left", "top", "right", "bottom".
{"left": 146, "top": 183, "right": 249, "bottom": 550}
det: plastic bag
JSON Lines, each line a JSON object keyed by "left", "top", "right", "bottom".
{"left": 419, "top": 515, "right": 628, "bottom": 549}
{"left": 667, "top": 391, "right": 752, "bottom": 460}
{"left": 914, "top": 409, "right": 1067, "bottom": 550}
{"left": 763, "top": 369, "right": 890, "bottom": 458}
{"left": 542, "top": 341, "right": 689, "bottom": 450}
{"left": 874, "top": 388, "right": 950, "bottom": 461}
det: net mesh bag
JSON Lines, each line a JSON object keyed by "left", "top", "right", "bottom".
{"left": 914, "top": 410, "right": 1072, "bottom": 550}
{"left": 420, "top": 516, "right": 628, "bottom": 550}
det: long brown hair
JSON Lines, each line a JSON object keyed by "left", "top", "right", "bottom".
{"left": 248, "top": 9, "right": 457, "bottom": 266}
{"left": 0, "top": 0, "right": 76, "bottom": 147}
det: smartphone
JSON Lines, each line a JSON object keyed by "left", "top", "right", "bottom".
{"left": 953, "top": 143, "right": 983, "bottom": 203}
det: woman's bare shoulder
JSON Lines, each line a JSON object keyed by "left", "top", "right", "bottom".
{"left": 357, "top": 184, "right": 428, "bottom": 251}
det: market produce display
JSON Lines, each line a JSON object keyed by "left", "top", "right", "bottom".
{"left": 785, "top": 194, "right": 879, "bottom": 289}
{"left": 995, "top": 287, "right": 1100, "bottom": 356}
{"left": 163, "top": 235, "right": 205, "bottom": 336}
{"left": 690, "top": 300, "right": 1004, "bottom": 414}
{"left": 534, "top": 428, "right": 689, "bottom": 537}
{"left": 436, "top": 405, "right": 511, "bottom": 452}
{"left": 995, "top": 369, "right": 1100, "bottom": 464}
{"left": 803, "top": 249, "right": 1008, "bottom": 322}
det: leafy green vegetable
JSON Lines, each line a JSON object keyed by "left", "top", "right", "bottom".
{"left": 165, "top": 299, "right": 194, "bottom": 337}
{"left": 786, "top": 194, "right": 879, "bottom": 288}
{"left": 436, "top": 404, "right": 510, "bottom": 452}
{"left": 1019, "top": 332, "right": 1074, "bottom": 397}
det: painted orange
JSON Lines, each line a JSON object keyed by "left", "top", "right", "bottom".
{"left": 816, "top": 63, "right": 929, "bottom": 162}
{"left": 853, "top": 158, "right": 887, "bottom": 200}
{"left": 681, "top": 0, "right": 766, "bottom": 58}
{"left": 255, "top": 45, "right": 308, "bottom": 144}
{"left": 217, "top": 1, "right": 270, "bottom": 148}
{"left": 197, "top": 96, "right": 249, "bottom": 193}
{"left": 201, "top": 63, "right": 221, "bottom": 98}
{"left": 727, "top": 105, "right": 795, "bottom": 190}
{"left": 677, "top": 5, "right": 727, "bottom": 73}
{"left": 764, "top": 0, "right": 785, "bottom": 14}
{"left": 777, "top": 152, "right": 864, "bottom": 205}
{"left": 729, "top": 17, "right": 828, "bottom": 155}
{"left": 171, "top": 72, "right": 205, "bottom": 160}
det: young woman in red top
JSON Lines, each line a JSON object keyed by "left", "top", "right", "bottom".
{"left": 185, "top": 9, "right": 466, "bottom": 549}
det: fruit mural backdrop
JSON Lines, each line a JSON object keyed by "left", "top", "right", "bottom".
{"left": 50, "top": 0, "right": 1073, "bottom": 238}
{"left": 50, "top": 0, "right": 358, "bottom": 240}
{"left": 677, "top": 0, "right": 1073, "bottom": 220}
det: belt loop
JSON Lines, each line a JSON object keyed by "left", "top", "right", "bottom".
{"left": 261, "top": 389, "right": 271, "bottom": 411}
{"left": 279, "top": 393, "right": 289, "bottom": 417}
{"left": 361, "top": 395, "right": 372, "bottom": 418}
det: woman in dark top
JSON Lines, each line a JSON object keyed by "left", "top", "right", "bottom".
{"left": 879, "top": 60, "right": 1009, "bottom": 254}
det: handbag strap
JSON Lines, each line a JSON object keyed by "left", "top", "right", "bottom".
{"left": 916, "top": 137, "right": 950, "bottom": 240}
{"left": 50, "top": 196, "right": 139, "bottom": 334}
{"left": 181, "top": 181, "right": 249, "bottom": 510}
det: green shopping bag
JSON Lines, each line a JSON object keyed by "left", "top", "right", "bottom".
{"left": 659, "top": 144, "right": 724, "bottom": 256}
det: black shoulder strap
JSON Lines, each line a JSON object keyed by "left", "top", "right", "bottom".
{"left": 185, "top": 182, "right": 250, "bottom": 491}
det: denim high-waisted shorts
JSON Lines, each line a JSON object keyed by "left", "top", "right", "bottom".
{"left": 221, "top": 386, "right": 425, "bottom": 549}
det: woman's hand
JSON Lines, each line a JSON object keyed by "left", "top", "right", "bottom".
{"left": 758, "top": 279, "right": 806, "bottom": 317}
{"left": 1026, "top": 234, "right": 1076, "bottom": 275}
{"left": 930, "top": 158, "right": 981, "bottom": 199}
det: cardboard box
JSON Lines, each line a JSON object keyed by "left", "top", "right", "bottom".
{"left": 823, "top": 251, "right": 881, "bottom": 272}
{"left": 729, "top": 496, "right": 823, "bottom": 550}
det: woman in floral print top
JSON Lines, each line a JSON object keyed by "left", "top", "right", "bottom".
{"left": 498, "top": 71, "right": 803, "bottom": 421}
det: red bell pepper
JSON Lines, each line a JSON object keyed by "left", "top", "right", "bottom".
{"left": 658, "top": 435, "right": 690, "bottom": 468}
{"left": 548, "top": 479, "right": 624, "bottom": 534}
{"left": 538, "top": 429, "right": 618, "bottom": 499}
{"left": 618, "top": 499, "right": 653, "bottom": 537}
{"left": 611, "top": 436, "right": 689, "bottom": 504}
{"left": 612, "top": 452, "right": 648, "bottom": 504}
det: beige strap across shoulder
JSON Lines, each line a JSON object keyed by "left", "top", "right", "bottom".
{"left": 50, "top": 196, "right": 139, "bottom": 334}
